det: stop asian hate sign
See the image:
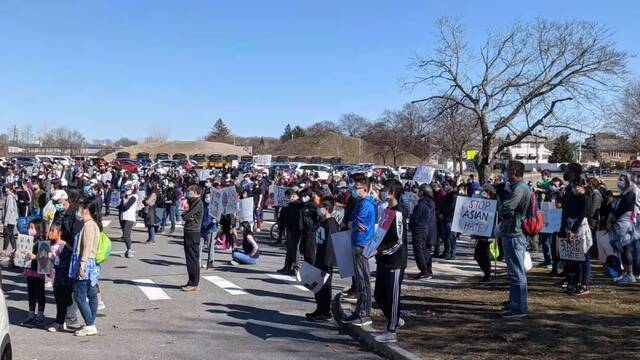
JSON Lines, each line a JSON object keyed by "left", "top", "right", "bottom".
{"left": 451, "top": 197, "right": 497, "bottom": 238}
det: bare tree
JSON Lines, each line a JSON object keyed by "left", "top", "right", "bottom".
{"left": 113, "top": 137, "right": 138, "bottom": 147}
{"left": 338, "top": 113, "right": 370, "bottom": 137}
{"left": 143, "top": 128, "right": 169, "bottom": 144}
{"left": 306, "top": 120, "right": 340, "bottom": 136}
{"left": 363, "top": 111, "right": 408, "bottom": 167}
{"left": 408, "top": 18, "right": 628, "bottom": 182}
{"left": 612, "top": 81, "right": 640, "bottom": 153}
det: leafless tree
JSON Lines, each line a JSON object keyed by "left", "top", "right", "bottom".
{"left": 363, "top": 111, "right": 408, "bottom": 167}
{"left": 407, "top": 17, "right": 628, "bottom": 182}
{"left": 611, "top": 81, "right": 640, "bottom": 153}
{"left": 306, "top": 120, "right": 341, "bottom": 136}
{"left": 338, "top": 113, "right": 370, "bottom": 137}
{"left": 143, "top": 128, "right": 169, "bottom": 144}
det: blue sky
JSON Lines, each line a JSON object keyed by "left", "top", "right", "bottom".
{"left": 0, "top": 0, "right": 638, "bottom": 142}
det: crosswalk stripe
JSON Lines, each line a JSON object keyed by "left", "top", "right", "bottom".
{"left": 134, "top": 222, "right": 183, "bottom": 229}
{"left": 132, "top": 279, "right": 171, "bottom": 300}
{"left": 102, "top": 220, "right": 112, "bottom": 227}
{"left": 267, "top": 274, "right": 309, "bottom": 292}
{"left": 203, "top": 275, "right": 248, "bottom": 295}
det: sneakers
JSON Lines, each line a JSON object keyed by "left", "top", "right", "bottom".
{"left": 229, "top": 260, "right": 240, "bottom": 266}
{"left": 98, "top": 301, "right": 106, "bottom": 311}
{"left": 47, "top": 322, "right": 67, "bottom": 332}
{"left": 411, "top": 272, "right": 432, "bottom": 280}
{"left": 501, "top": 311, "right": 527, "bottom": 319}
{"left": 572, "top": 285, "right": 591, "bottom": 296}
{"left": 20, "top": 314, "right": 35, "bottom": 326}
{"left": 480, "top": 276, "right": 492, "bottom": 283}
{"left": 75, "top": 325, "right": 98, "bottom": 337}
{"left": 615, "top": 272, "right": 636, "bottom": 285}
{"left": 343, "top": 314, "right": 372, "bottom": 327}
{"left": 125, "top": 251, "right": 135, "bottom": 258}
{"left": 305, "top": 311, "right": 332, "bottom": 322}
{"left": 276, "top": 268, "right": 296, "bottom": 276}
{"left": 145, "top": 240, "right": 156, "bottom": 245}
{"left": 375, "top": 330, "right": 397, "bottom": 343}
{"left": 182, "top": 285, "right": 199, "bottom": 292}
{"left": 397, "top": 318, "right": 405, "bottom": 328}
{"left": 66, "top": 317, "right": 81, "bottom": 330}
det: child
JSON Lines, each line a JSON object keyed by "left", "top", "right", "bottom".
{"left": 21, "top": 219, "right": 50, "bottom": 327}
{"left": 231, "top": 222, "right": 260, "bottom": 265}
{"left": 305, "top": 196, "right": 339, "bottom": 322}
{"left": 47, "top": 223, "right": 74, "bottom": 332}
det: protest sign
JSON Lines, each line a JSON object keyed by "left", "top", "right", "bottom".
{"left": 110, "top": 192, "right": 121, "bottom": 208}
{"left": 37, "top": 240, "right": 52, "bottom": 274}
{"left": 239, "top": 197, "right": 254, "bottom": 222}
{"left": 254, "top": 155, "right": 272, "bottom": 166}
{"left": 221, "top": 186, "right": 239, "bottom": 215}
{"left": 321, "top": 184, "right": 332, "bottom": 198}
{"left": 297, "top": 262, "right": 329, "bottom": 294}
{"left": 195, "top": 169, "right": 211, "bottom": 180}
{"left": 451, "top": 197, "right": 497, "bottom": 238}
{"left": 558, "top": 237, "right": 586, "bottom": 261}
{"left": 331, "top": 231, "right": 354, "bottom": 278}
{"left": 209, "top": 188, "right": 223, "bottom": 220}
{"left": 15, "top": 234, "right": 34, "bottom": 268}
{"left": 596, "top": 231, "right": 615, "bottom": 262}
{"left": 412, "top": 166, "right": 435, "bottom": 185}
{"left": 136, "top": 190, "right": 145, "bottom": 211}
{"left": 363, "top": 209, "right": 397, "bottom": 258}
{"left": 541, "top": 207, "right": 562, "bottom": 234}
{"left": 272, "top": 186, "right": 290, "bottom": 207}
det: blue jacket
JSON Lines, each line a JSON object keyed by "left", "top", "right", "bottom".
{"left": 351, "top": 197, "right": 376, "bottom": 248}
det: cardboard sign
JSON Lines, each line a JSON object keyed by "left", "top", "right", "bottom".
{"left": 558, "top": 237, "right": 586, "bottom": 261}
{"left": 541, "top": 208, "right": 562, "bottom": 234}
{"left": 451, "top": 197, "right": 497, "bottom": 238}
{"left": 221, "top": 186, "right": 239, "bottom": 215}
{"left": 297, "top": 261, "right": 329, "bottom": 294}
{"left": 110, "top": 192, "right": 121, "bottom": 208}
{"left": 254, "top": 155, "right": 272, "bottom": 166}
{"left": 15, "top": 234, "right": 34, "bottom": 268}
{"left": 413, "top": 166, "right": 434, "bottom": 185}
{"left": 272, "top": 186, "right": 290, "bottom": 207}
{"left": 363, "top": 209, "right": 397, "bottom": 258}
{"left": 209, "top": 188, "right": 223, "bottom": 220}
{"left": 239, "top": 197, "right": 254, "bottom": 223}
{"left": 331, "top": 231, "right": 354, "bottom": 278}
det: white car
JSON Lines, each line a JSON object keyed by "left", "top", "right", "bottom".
{"left": 51, "top": 156, "right": 72, "bottom": 167}
{"left": 295, "top": 164, "right": 333, "bottom": 180}
{"left": 367, "top": 165, "right": 399, "bottom": 179}
{"left": 0, "top": 287, "right": 12, "bottom": 360}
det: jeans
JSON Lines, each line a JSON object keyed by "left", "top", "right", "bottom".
{"left": 232, "top": 250, "right": 258, "bottom": 265}
{"left": 443, "top": 222, "right": 458, "bottom": 257}
{"left": 184, "top": 231, "right": 200, "bottom": 286}
{"left": 74, "top": 280, "right": 98, "bottom": 326}
{"left": 161, "top": 204, "right": 176, "bottom": 231}
{"left": 539, "top": 233, "right": 552, "bottom": 264}
{"left": 503, "top": 235, "right": 528, "bottom": 314}
{"left": 147, "top": 226, "right": 155, "bottom": 241}
{"left": 283, "top": 228, "right": 301, "bottom": 271}
{"left": 631, "top": 240, "right": 640, "bottom": 276}
{"left": 576, "top": 256, "right": 591, "bottom": 286}
{"left": 352, "top": 246, "right": 372, "bottom": 319}
{"left": 200, "top": 223, "right": 216, "bottom": 265}
{"left": 121, "top": 220, "right": 134, "bottom": 251}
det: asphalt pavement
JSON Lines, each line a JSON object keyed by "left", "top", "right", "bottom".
{"left": 3, "top": 209, "right": 379, "bottom": 360}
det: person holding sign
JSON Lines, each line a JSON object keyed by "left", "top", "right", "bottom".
{"left": 373, "top": 179, "right": 408, "bottom": 344}
{"left": 498, "top": 161, "right": 531, "bottom": 319}
{"left": 305, "top": 197, "right": 339, "bottom": 322}
{"left": 473, "top": 184, "right": 498, "bottom": 283}
{"left": 607, "top": 173, "right": 637, "bottom": 285}
{"left": 20, "top": 219, "right": 49, "bottom": 327}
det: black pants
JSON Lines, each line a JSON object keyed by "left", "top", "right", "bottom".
{"left": 474, "top": 240, "right": 491, "bottom": 278}
{"left": 412, "top": 232, "right": 432, "bottom": 275}
{"left": 121, "top": 220, "right": 134, "bottom": 251}
{"left": 300, "top": 233, "right": 316, "bottom": 264}
{"left": 3, "top": 224, "right": 15, "bottom": 251}
{"left": 184, "top": 231, "right": 200, "bottom": 286}
{"left": 53, "top": 284, "right": 73, "bottom": 324}
{"left": 374, "top": 267, "right": 404, "bottom": 332}
{"left": 314, "top": 271, "right": 333, "bottom": 314}
{"left": 284, "top": 228, "right": 301, "bottom": 271}
{"left": 27, "top": 276, "right": 46, "bottom": 313}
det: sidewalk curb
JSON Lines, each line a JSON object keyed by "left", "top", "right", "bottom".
{"left": 331, "top": 294, "right": 420, "bottom": 360}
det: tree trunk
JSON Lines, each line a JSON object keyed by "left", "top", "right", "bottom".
{"left": 477, "top": 137, "right": 493, "bottom": 184}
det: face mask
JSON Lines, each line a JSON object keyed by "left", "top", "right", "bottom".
{"left": 54, "top": 203, "right": 65, "bottom": 212}
{"left": 302, "top": 196, "right": 310, "bottom": 203}
{"left": 317, "top": 207, "right": 326, "bottom": 218}
{"left": 28, "top": 228, "right": 37, "bottom": 236}
{"left": 618, "top": 180, "right": 626, "bottom": 191}
{"left": 75, "top": 210, "right": 83, "bottom": 221}
{"left": 380, "top": 191, "right": 389, "bottom": 201}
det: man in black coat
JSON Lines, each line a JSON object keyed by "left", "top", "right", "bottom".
{"left": 277, "top": 189, "right": 303, "bottom": 275}
{"left": 409, "top": 184, "right": 438, "bottom": 280}
{"left": 181, "top": 185, "right": 203, "bottom": 292}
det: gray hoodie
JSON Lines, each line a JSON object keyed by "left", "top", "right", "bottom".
{"left": 2, "top": 192, "right": 18, "bottom": 226}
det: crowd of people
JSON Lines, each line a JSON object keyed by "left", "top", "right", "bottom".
{"left": 0, "top": 157, "right": 639, "bottom": 344}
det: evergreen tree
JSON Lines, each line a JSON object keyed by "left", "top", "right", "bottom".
{"left": 280, "top": 124, "right": 293, "bottom": 143}
{"left": 206, "top": 118, "right": 233, "bottom": 143}
{"left": 550, "top": 134, "right": 576, "bottom": 163}
{"left": 291, "top": 126, "right": 306, "bottom": 139}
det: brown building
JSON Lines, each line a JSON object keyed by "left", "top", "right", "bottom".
{"left": 584, "top": 132, "right": 637, "bottom": 163}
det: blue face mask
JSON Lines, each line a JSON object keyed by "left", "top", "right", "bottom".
{"left": 54, "top": 204, "right": 65, "bottom": 212}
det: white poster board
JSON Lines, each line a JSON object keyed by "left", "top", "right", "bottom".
{"left": 195, "top": 169, "right": 211, "bottom": 180}
{"left": 15, "top": 234, "right": 34, "bottom": 268}
{"left": 541, "top": 207, "right": 562, "bottom": 234}
{"left": 331, "top": 231, "right": 354, "bottom": 278}
{"left": 136, "top": 191, "right": 145, "bottom": 211}
{"left": 297, "top": 261, "right": 329, "bottom": 294}
{"left": 451, "top": 197, "right": 497, "bottom": 238}
{"left": 239, "top": 197, "right": 254, "bottom": 223}
{"left": 413, "top": 166, "right": 435, "bottom": 185}
{"left": 221, "top": 186, "right": 239, "bottom": 215}
{"left": 254, "top": 155, "right": 272, "bottom": 166}
{"left": 558, "top": 237, "right": 586, "bottom": 261}
{"left": 110, "top": 192, "right": 121, "bottom": 208}
{"left": 272, "top": 186, "right": 290, "bottom": 207}
{"left": 596, "top": 231, "right": 615, "bottom": 262}
{"left": 209, "top": 188, "right": 223, "bottom": 221}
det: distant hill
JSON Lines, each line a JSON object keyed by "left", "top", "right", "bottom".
{"left": 104, "top": 141, "right": 251, "bottom": 160}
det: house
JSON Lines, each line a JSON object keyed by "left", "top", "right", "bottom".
{"left": 584, "top": 132, "right": 637, "bottom": 163}
{"left": 503, "top": 134, "right": 552, "bottom": 165}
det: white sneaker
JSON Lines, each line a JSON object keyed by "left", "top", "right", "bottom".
{"left": 47, "top": 322, "right": 67, "bottom": 332}
{"left": 230, "top": 260, "right": 239, "bottom": 266}
{"left": 45, "top": 281, "right": 53, "bottom": 289}
{"left": 375, "top": 330, "right": 397, "bottom": 343}
{"left": 616, "top": 273, "right": 637, "bottom": 285}
{"left": 97, "top": 301, "right": 106, "bottom": 311}
{"left": 398, "top": 318, "right": 405, "bottom": 328}
{"left": 75, "top": 325, "right": 98, "bottom": 337}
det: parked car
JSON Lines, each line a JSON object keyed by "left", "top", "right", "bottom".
{"left": 0, "top": 287, "right": 12, "bottom": 360}
{"left": 92, "top": 157, "right": 108, "bottom": 168}
{"left": 51, "top": 156, "right": 72, "bottom": 166}
{"left": 397, "top": 166, "right": 416, "bottom": 179}
{"left": 111, "top": 159, "right": 140, "bottom": 173}
{"left": 295, "top": 164, "right": 333, "bottom": 180}
{"left": 177, "top": 159, "right": 197, "bottom": 171}
{"left": 10, "top": 156, "right": 36, "bottom": 167}
{"left": 368, "top": 165, "right": 399, "bottom": 180}
{"left": 268, "top": 163, "right": 294, "bottom": 180}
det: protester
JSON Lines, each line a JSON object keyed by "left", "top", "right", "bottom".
{"left": 21, "top": 218, "right": 49, "bottom": 327}
{"left": 278, "top": 189, "right": 302, "bottom": 275}
{"left": 118, "top": 183, "right": 138, "bottom": 258}
{"left": 473, "top": 184, "right": 498, "bottom": 283}
{"left": 182, "top": 185, "right": 203, "bottom": 292}
{"left": 2, "top": 183, "right": 18, "bottom": 253}
{"left": 608, "top": 173, "right": 637, "bottom": 284}
{"left": 231, "top": 222, "right": 260, "bottom": 265}
{"left": 409, "top": 183, "right": 437, "bottom": 280}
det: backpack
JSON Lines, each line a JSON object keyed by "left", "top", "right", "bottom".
{"left": 521, "top": 190, "right": 544, "bottom": 237}
{"left": 96, "top": 232, "right": 112, "bottom": 265}
{"left": 604, "top": 255, "right": 622, "bottom": 279}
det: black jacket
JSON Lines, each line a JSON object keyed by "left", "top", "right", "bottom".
{"left": 54, "top": 204, "right": 83, "bottom": 244}
{"left": 409, "top": 197, "right": 437, "bottom": 246}
{"left": 375, "top": 204, "right": 408, "bottom": 269}
{"left": 314, "top": 217, "right": 339, "bottom": 271}
{"left": 440, "top": 191, "right": 458, "bottom": 223}
{"left": 183, "top": 197, "right": 203, "bottom": 232}
{"left": 281, "top": 200, "right": 303, "bottom": 232}
{"left": 300, "top": 201, "right": 319, "bottom": 262}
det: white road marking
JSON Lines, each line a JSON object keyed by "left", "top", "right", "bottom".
{"left": 203, "top": 276, "right": 248, "bottom": 295}
{"left": 267, "top": 274, "right": 309, "bottom": 292}
{"left": 134, "top": 222, "right": 183, "bottom": 229}
{"left": 102, "top": 220, "right": 112, "bottom": 227}
{"left": 132, "top": 279, "right": 171, "bottom": 300}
